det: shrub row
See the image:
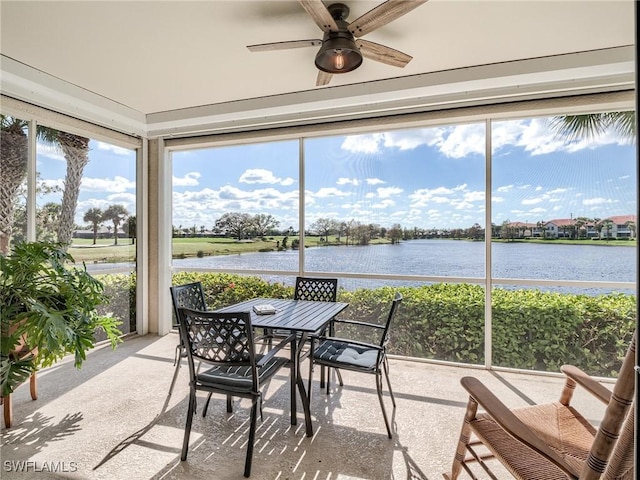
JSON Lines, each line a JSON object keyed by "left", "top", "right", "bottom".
{"left": 100, "top": 272, "right": 636, "bottom": 377}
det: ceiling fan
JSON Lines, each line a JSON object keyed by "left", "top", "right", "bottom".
{"left": 247, "top": 0, "right": 428, "bottom": 86}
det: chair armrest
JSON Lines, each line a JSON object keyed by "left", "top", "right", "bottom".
{"left": 257, "top": 333, "right": 296, "bottom": 367}
{"left": 318, "top": 336, "right": 382, "bottom": 351}
{"left": 334, "top": 318, "right": 385, "bottom": 330}
{"left": 561, "top": 364, "right": 611, "bottom": 404}
{"left": 460, "top": 377, "right": 580, "bottom": 479}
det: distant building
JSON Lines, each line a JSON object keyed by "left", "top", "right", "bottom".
{"left": 505, "top": 215, "right": 636, "bottom": 240}
{"left": 74, "top": 226, "right": 127, "bottom": 239}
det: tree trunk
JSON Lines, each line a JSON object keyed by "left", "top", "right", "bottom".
{"left": 0, "top": 127, "right": 28, "bottom": 255}
{"left": 56, "top": 132, "right": 89, "bottom": 248}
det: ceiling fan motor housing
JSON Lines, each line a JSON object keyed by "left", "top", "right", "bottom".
{"left": 315, "top": 3, "right": 363, "bottom": 73}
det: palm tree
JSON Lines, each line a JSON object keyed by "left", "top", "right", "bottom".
{"left": 0, "top": 116, "right": 28, "bottom": 254}
{"left": 601, "top": 219, "right": 614, "bottom": 241}
{"left": 625, "top": 220, "right": 636, "bottom": 239}
{"left": 83, "top": 208, "right": 104, "bottom": 245}
{"left": 574, "top": 216, "right": 589, "bottom": 239}
{"left": 103, "top": 204, "right": 128, "bottom": 245}
{"left": 55, "top": 130, "right": 90, "bottom": 246}
{"left": 548, "top": 111, "right": 635, "bottom": 143}
{"left": 123, "top": 215, "right": 136, "bottom": 245}
{"left": 1, "top": 116, "right": 90, "bottom": 253}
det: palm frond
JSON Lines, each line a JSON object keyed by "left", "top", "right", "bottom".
{"left": 548, "top": 111, "right": 636, "bottom": 143}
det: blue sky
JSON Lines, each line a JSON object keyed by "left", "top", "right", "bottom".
{"left": 36, "top": 117, "right": 636, "bottom": 230}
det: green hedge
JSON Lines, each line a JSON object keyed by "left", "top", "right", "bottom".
{"left": 100, "top": 272, "right": 636, "bottom": 377}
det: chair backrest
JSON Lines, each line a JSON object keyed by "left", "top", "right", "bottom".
{"left": 379, "top": 292, "right": 403, "bottom": 348}
{"left": 177, "top": 308, "right": 258, "bottom": 390}
{"left": 294, "top": 277, "right": 338, "bottom": 302}
{"left": 170, "top": 282, "right": 207, "bottom": 323}
{"left": 584, "top": 332, "right": 636, "bottom": 480}
{"left": 603, "top": 405, "right": 635, "bottom": 480}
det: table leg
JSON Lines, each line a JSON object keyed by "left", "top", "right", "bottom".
{"left": 296, "top": 333, "right": 314, "bottom": 437}
{"left": 290, "top": 336, "right": 297, "bottom": 426}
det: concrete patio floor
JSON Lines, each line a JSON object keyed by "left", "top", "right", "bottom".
{"left": 1, "top": 333, "right": 610, "bottom": 480}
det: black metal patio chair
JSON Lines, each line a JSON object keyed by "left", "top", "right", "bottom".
{"left": 262, "top": 277, "right": 339, "bottom": 384}
{"left": 177, "top": 307, "right": 292, "bottom": 477}
{"left": 307, "top": 291, "right": 402, "bottom": 438}
{"left": 169, "top": 282, "right": 208, "bottom": 397}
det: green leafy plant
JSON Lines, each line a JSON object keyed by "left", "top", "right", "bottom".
{"left": 1, "top": 241, "right": 122, "bottom": 397}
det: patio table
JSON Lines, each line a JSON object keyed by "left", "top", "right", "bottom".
{"left": 215, "top": 297, "right": 348, "bottom": 436}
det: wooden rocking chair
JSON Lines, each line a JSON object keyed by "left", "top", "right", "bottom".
{"left": 444, "top": 332, "right": 636, "bottom": 479}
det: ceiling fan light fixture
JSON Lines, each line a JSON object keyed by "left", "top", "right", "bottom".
{"left": 315, "top": 33, "right": 362, "bottom": 74}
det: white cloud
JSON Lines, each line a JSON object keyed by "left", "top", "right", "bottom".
{"left": 341, "top": 134, "right": 384, "bottom": 153}
{"left": 522, "top": 197, "right": 543, "bottom": 205}
{"left": 337, "top": 177, "right": 359, "bottom": 186}
{"left": 463, "top": 191, "right": 485, "bottom": 202}
{"left": 436, "top": 124, "right": 485, "bottom": 158}
{"left": 173, "top": 172, "right": 201, "bottom": 187}
{"left": 239, "top": 168, "right": 295, "bottom": 186}
{"left": 372, "top": 199, "right": 396, "bottom": 209}
{"left": 366, "top": 178, "right": 385, "bottom": 185}
{"left": 583, "top": 197, "right": 615, "bottom": 206}
{"left": 313, "top": 187, "right": 351, "bottom": 198}
{"left": 95, "top": 141, "right": 133, "bottom": 156}
{"left": 376, "top": 186, "right": 403, "bottom": 198}
{"left": 496, "top": 185, "right": 513, "bottom": 193}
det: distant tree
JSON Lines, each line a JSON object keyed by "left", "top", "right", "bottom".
{"left": 344, "top": 219, "right": 359, "bottom": 246}
{"left": 574, "top": 216, "right": 590, "bottom": 239}
{"left": 336, "top": 221, "right": 347, "bottom": 244}
{"left": 83, "top": 207, "right": 104, "bottom": 245}
{"left": 252, "top": 213, "right": 280, "bottom": 237}
{"left": 311, "top": 218, "right": 336, "bottom": 242}
{"left": 625, "top": 220, "right": 636, "bottom": 239}
{"left": 103, "top": 204, "right": 128, "bottom": 245}
{"left": 601, "top": 219, "right": 614, "bottom": 241}
{"left": 215, "top": 212, "right": 253, "bottom": 240}
{"left": 500, "top": 220, "right": 515, "bottom": 241}
{"left": 38, "top": 202, "right": 62, "bottom": 242}
{"left": 467, "top": 223, "right": 483, "bottom": 240}
{"left": 123, "top": 214, "right": 137, "bottom": 245}
{"left": 592, "top": 218, "right": 603, "bottom": 239}
{"left": 387, "top": 223, "right": 403, "bottom": 244}
{"left": 353, "top": 223, "right": 369, "bottom": 245}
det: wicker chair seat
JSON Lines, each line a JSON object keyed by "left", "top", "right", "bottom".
{"left": 470, "top": 402, "right": 596, "bottom": 480}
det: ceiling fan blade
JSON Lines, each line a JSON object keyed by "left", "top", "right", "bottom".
{"left": 316, "top": 70, "right": 333, "bottom": 86}
{"left": 349, "top": 0, "right": 428, "bottom": 37}
{"left": 247, "top": 39, "right": 322, "bottom": 52}
{"left": 299, "top": 0, "right": 339, "bottom": 32}
{"left": 356, "top": 39, "right": 412, "bottom": 68}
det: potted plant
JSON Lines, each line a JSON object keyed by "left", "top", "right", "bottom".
{"left": 1, "top": 241, "right": 122, "bottom": 427}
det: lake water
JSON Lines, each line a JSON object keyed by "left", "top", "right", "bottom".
{"left": 172, "top": 239, "right": 637, "bottom": 294}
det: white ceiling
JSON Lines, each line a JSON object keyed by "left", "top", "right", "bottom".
{"left": 0, "top": 0, "right": 636, "bottom": 137}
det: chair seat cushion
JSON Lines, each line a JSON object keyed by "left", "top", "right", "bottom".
{"left": 313, "top": 340, "right": 379, "bottom": 370}
{"left": 197, "top": 355, "right": 289, "bottom": 393}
